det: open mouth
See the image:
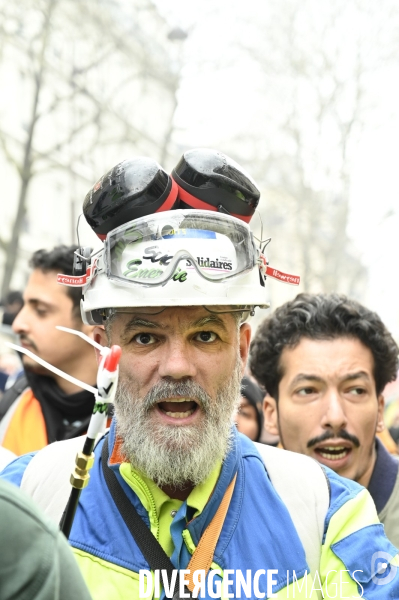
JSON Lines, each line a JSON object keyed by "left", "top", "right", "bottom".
{"left": 314, "top": 445, "right": 352, "bottom": 461}
{"left": 157, "top": 398, "right": 199, "bottom": 419}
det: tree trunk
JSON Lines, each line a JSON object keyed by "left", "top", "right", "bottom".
{"left": 0, "top": 0, "right": 55, "bottom": 299}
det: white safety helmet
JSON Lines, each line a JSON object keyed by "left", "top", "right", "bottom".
{"left": 79, "top": 209, "right": 272, "bottom": 324}
{"left": 58, "top": 209, "right": 298, "bottom": 325}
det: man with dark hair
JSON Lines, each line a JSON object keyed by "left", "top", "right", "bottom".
{"left": 1, "top": 290, "right": 23, "bottom": 325}
{"left": 0, "top": 245, "right": 98, "bottom": 455}
{"left": 250, "top": 292, "right": 399, "bottom": 545}
{"left": 235, "top": 376, "right": 264, "bottom": 442}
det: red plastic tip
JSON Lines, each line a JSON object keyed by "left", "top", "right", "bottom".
{"left": 104, "top": 345, "right": 122, "bottom": 372}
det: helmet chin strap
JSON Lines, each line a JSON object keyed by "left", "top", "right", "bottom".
{"left": 7, "top": 326, "right": 122, "bottom": 539}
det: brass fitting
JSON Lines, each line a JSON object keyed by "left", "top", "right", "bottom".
{"left": 70, "top": 452, "right": 95, "bottom": 490}
{"left": 75, "top": 451, "right": 95, "bottom": 470}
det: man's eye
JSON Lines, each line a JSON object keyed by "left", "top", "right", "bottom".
{"left": 296, "top": 387, "right": 316, "bottom": 396}
{"left": 195, "top": 331, "right": 217, "bottom": 343}
{"left": 348, "top": 387, "right": 366, "bottom": 396}
{"left": 134, "top": 333, "right": 156, "bottom": 345}
{"left": 238, "top": 408, "right": 251, "bottom": 418}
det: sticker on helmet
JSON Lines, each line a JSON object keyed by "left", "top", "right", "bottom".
{"left": 162, "top": 228, "right": 217, "bottom": 240}
{"left": 112, "top": 229, "right": 237, "bottom": 283}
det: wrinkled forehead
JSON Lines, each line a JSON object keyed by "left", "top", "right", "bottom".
{"left": 108, "top": 305, "right": 240, "bottom": 337}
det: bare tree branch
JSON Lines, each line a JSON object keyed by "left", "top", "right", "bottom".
{"left": 0, "top": 131, "right": 21, "bottom": 175}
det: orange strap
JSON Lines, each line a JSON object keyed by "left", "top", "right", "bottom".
{"left": 186, "top": 473, "right": 237, "bottom": 592}
{"left": 2, "top": 389, "right": 48, "bottom": 455}
{"left": 377, "top": 429, "right": 399, "bottom": 455}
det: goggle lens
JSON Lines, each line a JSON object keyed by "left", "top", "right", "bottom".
{"left": 105, "top": 210, "right": 255, "bottom": 287}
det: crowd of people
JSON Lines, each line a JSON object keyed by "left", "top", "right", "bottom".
{"left": 0, "top": 148, "right": 398, "bottom": 599}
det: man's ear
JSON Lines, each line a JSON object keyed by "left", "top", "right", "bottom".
{"left": 263, "top": 394, "right": 279, "bottom": 436}
{"left": 376, "top": 394, "right": 385, "bottom": 433}
{"left": 92, "top": 326, "right": 109, "bottom": 364}
{"left": 239, "top": 323, "right": 251, "bottom": 375}
{"left": 81, "top": 324, "right": 95, "bottom": 338}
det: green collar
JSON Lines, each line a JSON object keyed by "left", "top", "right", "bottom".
{"left": 119, "top": 460, "right": 222, "bottom": 556}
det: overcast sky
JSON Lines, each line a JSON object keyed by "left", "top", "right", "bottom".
{"left": 152, "top": 0, "right": 399, "bottom": 338}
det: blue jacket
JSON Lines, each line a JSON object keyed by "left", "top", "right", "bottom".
{"left": 2, "top": 421, "right": 399, "bottom": 599}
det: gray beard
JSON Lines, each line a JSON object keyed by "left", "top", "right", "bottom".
{"left": 113, "top": 358, "right": 242, "bottom": 489}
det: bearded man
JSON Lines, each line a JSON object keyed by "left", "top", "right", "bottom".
{"left": 2, "top": 152, "right": 399, "bottom": 599}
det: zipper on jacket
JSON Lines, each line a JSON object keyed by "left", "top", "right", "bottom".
{"left": 126, "top": 468, "right": 160, "bottom": 541}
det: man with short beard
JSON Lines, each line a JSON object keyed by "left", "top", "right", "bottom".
{"left": 2, "top": 154, "right": 399, "bottom": 599}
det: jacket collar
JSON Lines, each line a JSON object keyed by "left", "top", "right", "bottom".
{"left": 368, "top": 437, "right": 399, "bottom": 513}
{"left": 106, "top": 418, "right": 241, "bottom": 540}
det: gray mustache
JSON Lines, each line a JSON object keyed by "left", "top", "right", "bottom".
{"left": 143, "top": 379, "right": 211, "bottom": 410}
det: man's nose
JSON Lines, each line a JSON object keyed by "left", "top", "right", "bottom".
{"left": 157, "top": 339, "right": 197, "bottom": 380}
{"left": 320, "top": 390, "right": 348, "bottom": 432}
{"left": 12, "top": 305, "right": 29, "bottom": 335}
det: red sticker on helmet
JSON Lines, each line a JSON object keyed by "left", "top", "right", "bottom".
{"left": 57, "top": 273, "right": 87, "bottom": 287}
{"left": 266, "top": 266, "right": 300, "bottom": 286}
